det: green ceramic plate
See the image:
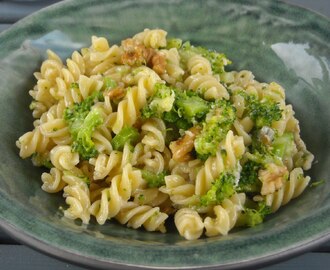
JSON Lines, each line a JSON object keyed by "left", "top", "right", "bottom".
{"left": 0, "top": 0, "right": 329, "bottom": 269}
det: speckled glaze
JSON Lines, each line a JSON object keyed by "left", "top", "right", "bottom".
{"left": 0, "top": 0, "right": 329, "bottom": 269}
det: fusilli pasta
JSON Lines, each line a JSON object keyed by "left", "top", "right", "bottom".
{"left": 17, "top": 29, "right": 315, "bottom": 240}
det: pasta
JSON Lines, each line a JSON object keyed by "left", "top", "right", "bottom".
{"left": 17, "top": 29, "right": 315, "bottom": 240}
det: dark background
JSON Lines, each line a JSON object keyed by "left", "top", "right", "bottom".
{"left": 0, "top": 0, "right": 329, "bottom": 269}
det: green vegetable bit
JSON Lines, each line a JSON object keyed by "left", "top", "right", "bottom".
{"left": 103, "top": 77, "right": 117, "bottom": 90}
{"left": 246, "top": 95, "right": 282, "bottom": 129}
{"left": 64, "top": 91, "right": 104, "bottom": 160}
{"left": 194, "top": 100, "right": 236, "bottom": 159}
{"left": 248, "top": 130, "right": 296, "bottom": 166}
{"left": 237, "top": 201, "right": 272, "bottom": 227}
{"left": 141, "top": 170, "right": 167, "bottom": 188}
{"left": 111, "top": 126, "right": 140, "bottom": 151}
{"left": 141, "top": 83, "right": 211, "bottom": 130}
{"left": 31, "top": 153, "right": 53, "bottom": 169}
{"left": 141, "top": 83, "right": 175, "bottom": 119}
{"left": 237, "top": 160, "right": 262, "bottom": 193}
{"left": 272, "top": 132, "right": 295, "bottom": 160}
{"left": 200, "top": 172, "right": 236, "bottom": 207}
{"left": 166, "top": 38, "right": 183, "bottom": 49}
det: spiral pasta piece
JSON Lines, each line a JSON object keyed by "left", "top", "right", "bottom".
{"left": 133, "top": 28, "right": 167, "bottom": 49}
{"left": 195, "top": 131, "right": 245, "bottom": 196}
{"left": 133, "top": 188, "right": 169, "bottom": 207}
{"left": 49, "top": 145, "right": 79, "bottom": 171}
{"left": 29, "top": 50, "right": 63, "bottom": 116}
{"left": 195, "top": 151, "right": 225, "bottom": 196}
{"left": 174, "top": 208, "right": 204, "bottom": 240}
{"left": 89, "top": 164, "right": 145, "bottom": 224}
{"left": 204, "top": 193, "right": 246, "bottom": 237}
{"left": 187, "top": 54, "right": 212, "bottom": 75}
{"left": 89, "top": 143, "right": 132, "bottom": 180}
{"left": 160, "top": 174, "right": 198, "bottom": 209}
{"left": 161, "top": 48, "right": 185, "bottom": 84}
{"left": 168, "top": 158, "right": 203, "bottom": 182}
{"left": 184, "top": 73, "right": 229, "bottom": 100}
{"left": 41, "top": 167, "right": 66, "bottom": 193}
{"left": 264, "top": 168, "right": 311, "bottom": 213}
{"left": 62, "top": 170, "right": 91, "bottom": 224}
{"left": 141, "top": 118, "right": 166, "bottom": 152}
{"left": 16, "top": 127, "right": 51, "bottom": 159}
{"left": 111, "top": 68, "right": 162, "bottom": 134}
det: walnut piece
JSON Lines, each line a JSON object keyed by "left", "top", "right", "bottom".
{"left": 258, "top": 163, "right": 288, "bottom": 195}
{"left": 121, "top": 38, "right": 152, "bottom": 66}
{"left": 107, "top": 85, "right": 126, "bottom": 100}
{"left": 170, "top": 126, "right": 201, "bottom": 162}
{"left": 150, "top": 52, "right": 166, "bottom": 75}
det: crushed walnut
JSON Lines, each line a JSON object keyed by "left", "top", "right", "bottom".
{"left": 150, "top": 51, "right": 166, "bottom": 75}
{"left": 258, "top": 163, "right": 288, "bottom": 195}
{"left": 121, "top": 38, "right": 152, "bottom": 66}
{"left": 169, "top": 126, "right": 201, "bottom": 162}
{"left": 121, "top": 38, "right": 166, "bottom": 75}
{"left": 107, "top": 85, "right": 126, "bottom": 101}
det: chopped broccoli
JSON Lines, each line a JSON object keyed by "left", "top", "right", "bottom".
{"left": 141, "top": 169, "right": 167, "bottom": 188}
{"left": 175, "top": 90, "right": 210, "bottom": 122}
{"left": 64, "top": 91, "right": 104, "bottom": 160}
{"left": 200, "top": 172, "right": 236, "bottom": 207}
{"left": 194, "top": 100, "right": 236, "bottom": 159}
{"left": 103, "top": 77, "right": 117, "bottom": 90}
{"left": 141, "top": 83, "right": 175, "bottom": 119}
{"left": 142, "top": 83, "right": 211, "bottom": 130}
{"left": 180, "top": 41, "right": 231, "bottom": 74}
{"left": 310, "top": 179, "right": 325, "bottom": 187}
{"left": 272, "top": 132, "right": 295, "bottom": 159}
{"left": 70, "top": 82, "right": 79, "bottom": 89}
{"left": 246, "top": 95, "right": 282, "bottom": 129}
{"left": 233, "top": 91, "right": 282, "bottom": 129}
{"left": 166, "top": 38, "right": 182, "bottom": 49}
{"left": 237, "top": 201, "right": 272, "bottom": 227}
{"left": 237, "top": 160, "right": 262, "bottom": 193}
{"left": 111, "top": 126, "right": 140, "bottom": 151}
{"left": 71, "top": 108, "right": 103, "bottom": 160}
{"left": 248, "top": 130, "right": 296, "bottom": 167}
{"left": 31, "top": 152, "right": 53, "bottom": 169}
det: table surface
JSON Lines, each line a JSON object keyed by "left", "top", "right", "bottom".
{"left": 0, "top": 0, "right": 329, "bottom": 269}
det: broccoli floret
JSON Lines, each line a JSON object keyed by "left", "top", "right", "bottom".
{"left": 248, "top": 130, "right": 296, "bottom": 167}
{"left": 166, "top": 38, "right": 182, "bottom": 49}
{"left": 234, "top": 91, "right": 282, "bottom": 129}
{"left": 200, "top": 172, "right": 236, "bottom": 207}
{"left": 181, "top": 41, "right": 231, "bottom": 74}
{"left": 237, "top": 201, "right": 272, "bottom": 227}
{"left": 31, "top": 152, "right": 53, "bottom": 169}
{"left": 141, "top": 83, "right": 175, "bottom": 119}
{"left": 141, "top": 169, "right": 167, "bottom": 188}
{"left": 247, "top": 95, "right": 282, "bottom": 129}
{"left": 111, "top": 126, "right": 140, "bottom": 151}
{"left": 142, "top": 83, "right": 211, "bottom": 130}
{"left": 175, "top": 90, "right": 210, "bottom": 122}
{"left": 272, "top": 132, "right": 295, "bottom": 160}
{"left": 194, "top": 100, "right": 236, "bottom": 159}
{"left": 237, "top": 160, "right": 262, "bottom": 193}
{"left": 71, "top": 108, "right": 103, "bottom": 160}
{"left": 64, "top": 92, "right": 104, "bottom": 160}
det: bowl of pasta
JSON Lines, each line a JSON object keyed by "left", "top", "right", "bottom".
{"left": 0, "top": 0, "right": 329, "bottom": 269}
